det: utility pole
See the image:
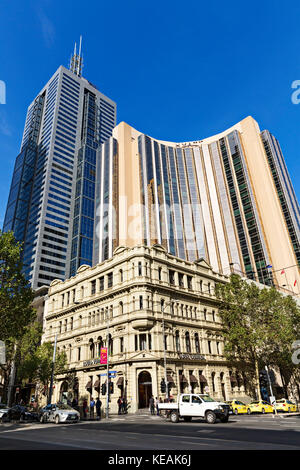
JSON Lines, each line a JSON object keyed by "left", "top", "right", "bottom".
{"left": 106, "top": 310, "right": 110, "bottom": 419}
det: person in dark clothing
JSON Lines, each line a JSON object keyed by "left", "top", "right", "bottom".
{"left": 117, "top": 397, "right": 122, "bottom": 415}
{"left": 82, "top": 399, "right": 88, "bottom": 419}
{"left": 96, "top": 397, "right": 102, "bottom": 420}
{"left": 149, "top": 396, "right": 155, "bottom": 415}
{"left": 122, "top": 397, "right": 127, "bottom": 414}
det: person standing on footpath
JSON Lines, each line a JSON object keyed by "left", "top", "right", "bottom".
{"left": 82, "top": 398, "right": 88, "bottom": 419}
{"left": 155, "top": 397, "right": 160, "bottom": 416}
{"left": 96, "top": 397, "right": 102, "bottom": 420}
{"left": 90, "top": 397, "right": 95, "bottom": 419}
{"left": 117, "top": 397, "right": 122, "bottom": 415}
{"left": 149, "top": 396, "right": 155, "bottom": 415}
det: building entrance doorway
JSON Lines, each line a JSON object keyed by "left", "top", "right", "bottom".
{"left": 138, "top": 371, "right": 152, "bottom": 409}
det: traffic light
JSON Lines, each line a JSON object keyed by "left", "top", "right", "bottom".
{"left": 160, "top": 379, "right": 166, "bottom": 394}
{"left": 101, "top": 383, "right": 106, "bottom": 395}
{"left": 109, "top": 382, "right": 114, "bottom": 394}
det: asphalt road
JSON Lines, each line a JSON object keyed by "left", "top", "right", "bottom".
{"left": 0, "top": 413, "right": 300, "bottom": 451}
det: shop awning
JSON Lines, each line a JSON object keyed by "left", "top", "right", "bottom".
{"left": 167, "top": 374, "right": 175, "bottom": 384}
{"left": 116, "top": 377, "right": 124, "bottom": 386}
{"left": 179, "top": 374, "right": 188, "bottom": 383}
{"left": 85, "top": 380, "right": 92, "bottom": 390}
{"left": 199, "top": 374, "right": 207, "bottom": 383}
{"left": 189, "top": 374, "right": 198, "bottom": 383}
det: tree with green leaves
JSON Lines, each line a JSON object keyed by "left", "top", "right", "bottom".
{"left": 215, "top": 274, "right": 300, "bottom": 400}
{"left": 15, "top": 322, "right": 68, "bottom": 402}
{"left": 0, "top": 230, "right": 35, "bottom": 341}
{"left": 0, "top": 230, "right": 37, "bottom": 404}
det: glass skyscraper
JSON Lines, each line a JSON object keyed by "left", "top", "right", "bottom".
{"left": 3, "top": 56, "right": 116, "bottom": 289}
{"left": 93, "top": 118, "right": 300, "bottom": 295}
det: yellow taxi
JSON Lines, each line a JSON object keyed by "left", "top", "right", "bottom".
{"left": 274, "top": 399, "right": 297, "bottom": 413}
{"left": 247, "top": 400, "right": 274, "bottom": 414}
{"left": 226, "top": 400, "right": 248, "bottom": 415}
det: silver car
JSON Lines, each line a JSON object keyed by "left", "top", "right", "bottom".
{"left": 41, "top": 403, "right": 80, "bottom": 424}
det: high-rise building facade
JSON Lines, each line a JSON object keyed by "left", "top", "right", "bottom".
{"left": 93, "top": 117, "right": 300, "bottom": 295}
{"left": 3, "top": 53, "right": 116, "bottom": 289}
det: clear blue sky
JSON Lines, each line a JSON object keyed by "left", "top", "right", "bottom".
{"left": 0, "top": 0, "right": 300, "bottom": 226}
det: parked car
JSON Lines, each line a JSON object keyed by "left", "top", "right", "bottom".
{"left": 40, "top": 403, "right": 80, "bottom": 424}
{"left": 274, "top": 399, "right": 297, "bottom": 413}
{"left": 247, "top": 400, "right": 273, "bottom": 414}
{"left": 0, "top": 404, "right": 9, "bottom": 422}
{"left": 226, "top": 400, "right": 248, "bottom": 415}
{"left": 1, "top": 405, "right": 39, "bottom": 422}
{"left": 158, "top": 393, "right": 230, "bottom": 424}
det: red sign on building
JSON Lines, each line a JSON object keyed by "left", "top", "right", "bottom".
{"left": 100, "top": 347, "right": 107, "bottom": 364}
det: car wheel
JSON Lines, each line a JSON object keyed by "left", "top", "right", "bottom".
{"left": 40, "top": 415, "right": 46, "bottom": 423}
{"left": 55, "top": 415, "right": 60, "bottom": 424}
{"left": 19, "top": 414, "right": 25, "bottom": 422}
{"left": 262, "top": 408, "right": 265, "bottom": 414}
{"left": 247, "top": 408, "right": 251, "bottom": 415}
{"left": 170, "top": 411, "right": 179, "bottom": 423}
{"left": 205, "top": 411, "right": 217, "bottom": 424}
{"left": 234, "top": 409, "right": 238, "bottom": 415}
{"left": 288, "top": 407, "right": 291, "bottom": 413}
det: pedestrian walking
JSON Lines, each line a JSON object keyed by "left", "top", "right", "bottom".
{"left": 90, "top": 397, "right": 95, "bottom": 419}
{"left": 155, "top": 397, "right": 160, "bottom": 416}
{"left": 122, "top": 397, "right": 127, "bottom": 414}
{"left": 117, "top": 397, "right": 122, "bottom": 415}
{"left": 96, "top": 397, "right": 102, "bottom": 420}
{"left": 149, "top": 396, "right": 155, "bottom": 415}
{"left": 83, "top": 399, "right": 88, "bottom": 419}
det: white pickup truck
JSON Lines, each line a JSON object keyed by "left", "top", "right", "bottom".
{"left": 158, "top": 393, "right": 230, "bottom": 424}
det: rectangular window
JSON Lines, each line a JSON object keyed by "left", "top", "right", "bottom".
{"left": 99, "top": 276, "right": 104, "bottom": 291}
{"left": 120, "top": 337, "right": 124, "bottom": 353}
{"left": 91, "top": 279, "right": 96, "bottom": 295}
{"left": 107, "top": 272, "right": 113, "bottom": 288}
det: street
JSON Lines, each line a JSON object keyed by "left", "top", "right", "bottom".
{"left": 0, "top": 413, "right": 300, "bottom": 450}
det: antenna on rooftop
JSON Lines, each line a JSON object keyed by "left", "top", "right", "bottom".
{"left": 69, "top": 36, "right": 83, "bottom": 77}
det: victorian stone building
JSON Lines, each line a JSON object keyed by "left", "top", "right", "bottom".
{"left": 42, "top": 245, "right": 250, "bottom": 414}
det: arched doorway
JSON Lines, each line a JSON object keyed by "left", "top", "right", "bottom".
{"left": 138, "top": 371, "right": 152, "bottom": 409}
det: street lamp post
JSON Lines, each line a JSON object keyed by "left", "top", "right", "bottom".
{"left": 161, "top": 299, "right": 178, "bottom": 401}
{"left": 106, "top": 309, "right": 110, "bottom": 419}
{"left": 161, "top": 301, "right": 169, "bottom": 401}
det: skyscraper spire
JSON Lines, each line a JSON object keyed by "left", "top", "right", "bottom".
{"left": 69, "top": 36, "right": 83, "bottom": 77}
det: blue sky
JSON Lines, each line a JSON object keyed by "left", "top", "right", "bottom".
{"left": 0, "top": 0, "right": 300, "bottom": 225}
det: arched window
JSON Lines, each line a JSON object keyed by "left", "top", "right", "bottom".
{"left": 97, "top": 336, "right": 103, "bottom": 355}
{"left": 89, "top": 339, "right": 95, "bottom": 359}
{"left": 119, "top": 301, "right": 124, "bottom": 315}
{"left": 185, "top": 332, "right": 191, "bottom": 353}
{"left": 175, "top": 331, "right": 181, "bottom": 352}
{"left": 195, "top": 333, "right": 200, "bottom": 353}
{"left": 211, "top": 372, "right": 216, "bottom": 392}
{"left": 119, "top": 269, "right": 123, "bottom": 283}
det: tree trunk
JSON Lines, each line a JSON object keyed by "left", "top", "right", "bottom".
{"left": 255, "top": 357, "right": 262, "bottom": 400}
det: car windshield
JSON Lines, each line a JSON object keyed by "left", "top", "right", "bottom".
{"left": 56, "top": 404, "right": 74, "bottom": 410}
{"left": 200, "top": 395, "right": 215, "bottom": 403}
{"left": 236, "top": 401, "right": 245, "bottom": 405}
{"left": 250, "top": 402, "right": 259, "bottom": 404}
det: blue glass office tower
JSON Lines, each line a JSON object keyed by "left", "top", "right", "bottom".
{"left": 3, "top": 58, "right": 116, "bottom": 289}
